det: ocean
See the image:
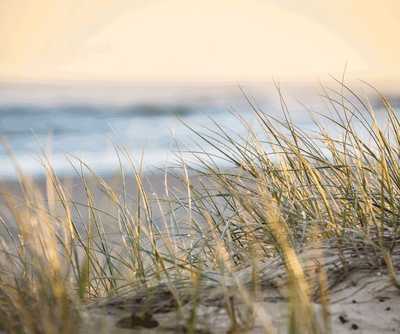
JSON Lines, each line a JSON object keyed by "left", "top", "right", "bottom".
{"left": 0, "top": 82, "right": 393, "bottom": 179}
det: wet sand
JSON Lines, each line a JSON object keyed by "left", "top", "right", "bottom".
{"left": 0, "top": 169, "right": 195, "bottom": 239}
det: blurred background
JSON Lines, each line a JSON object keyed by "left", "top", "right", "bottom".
{"left": 0, "top": 0, "right": 399, "bottom": 179}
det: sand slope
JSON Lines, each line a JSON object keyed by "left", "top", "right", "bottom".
{"left": 83, "top": 245, "right": 400, "bottom": 333}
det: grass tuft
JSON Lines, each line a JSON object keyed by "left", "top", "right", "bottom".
{"left": 0, "top": 80, "right": 399, "bottom": 333}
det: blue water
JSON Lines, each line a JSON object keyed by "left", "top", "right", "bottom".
{"left": 0, "top": 83, "right": 279, "bottom": 179}
{"left": 1, "top": 82, "right": 393, "bottom": 179}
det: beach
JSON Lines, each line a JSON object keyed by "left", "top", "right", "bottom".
{"left": 3, "top": 167, "right": 398, "bottom": 333}
{"left": 2, "top": 1, "right": 400, "bottom": 332}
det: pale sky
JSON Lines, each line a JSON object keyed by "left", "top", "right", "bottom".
{"left": 1, "top": 0, "right": 399, "bottom": 83}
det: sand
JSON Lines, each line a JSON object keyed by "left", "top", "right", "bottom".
{"left": 1, "top": 173, "right": 399, "bottom": 333}
{"left": 83, "top": 244, "right": 400, "bottom": 333}
{"left": 0, "top": 169, "right": 190, "bottom": 236}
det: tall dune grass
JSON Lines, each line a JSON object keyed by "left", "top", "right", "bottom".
{"left": 0, "top": 80, "right": 399, "bottom": 333}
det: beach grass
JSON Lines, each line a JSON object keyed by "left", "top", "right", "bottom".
{"left": 0, "top": 80, "right": 399, "bottom": 333}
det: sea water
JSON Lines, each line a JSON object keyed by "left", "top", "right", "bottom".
{"left": 0, "top": 82, "right": 391, "bottom": 179}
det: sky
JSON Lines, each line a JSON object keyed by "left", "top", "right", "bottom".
{"left": 0, "top": 0, "right": 399, "bottom": 83}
